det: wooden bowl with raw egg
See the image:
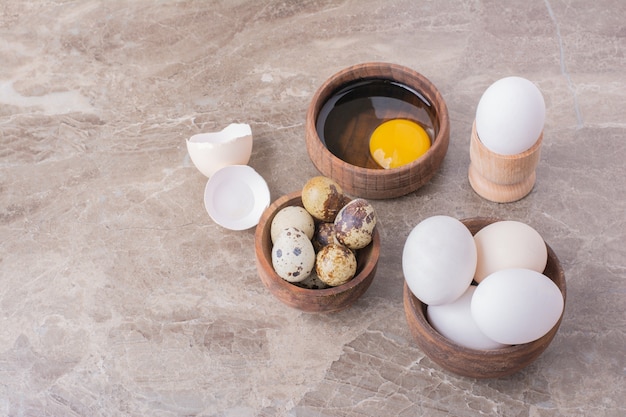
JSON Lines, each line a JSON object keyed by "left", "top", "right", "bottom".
{"left": 403, "top": 217, "right": 566, "bottom": 379}
{"left": 254, "top": 191, "right": 380, "bottom": 313}
{"left": 305, "top": 62, "right": 450, "bottom": 200}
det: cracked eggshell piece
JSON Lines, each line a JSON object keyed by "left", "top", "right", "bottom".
{"left": 204, "top": 165, "right": 270, "bottom": 231}
{"left": 187, "top": 123, "right": 253, "bottom": 177}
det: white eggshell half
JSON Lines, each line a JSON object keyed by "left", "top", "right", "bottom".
{"left": 471, "top": 268, "right": 564, "bottom": 345}
{"left": 427, "top": 286, "right": 508, "bottom": 350}
{"left": 204, "top": 165, "right": 270, "bottom": 231}
{"left": 402, "top": 215, "right": 477, "bottom": 306}
{"left": 475, "top": 76, "right": 545, "bottom": 155}
{"left": 473, "top": 220, "right": 548, "bottom": 283}
{"left": 187, "top": 123, "right": 253, "bottom": 177}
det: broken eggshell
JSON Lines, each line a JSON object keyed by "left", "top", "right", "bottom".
{"left": 187, "top": 123, "right": 253, "bottom": 177}
{"left": 204, "top": 165, "right": 270, "bottom": 231}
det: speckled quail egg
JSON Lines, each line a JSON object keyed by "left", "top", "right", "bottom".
{"left": 270, "top": 205, "right": 315, "bottom": 244}
{"left": 315, "top": 243, "right": 357, "bottom": 287}
{"left": 301, "top": 176, "right": 345, "bottom": 222}
{"left": 312, "top": 222, "right": 340, "bottom": 251}
{"left": 272, "top": 227, "right": 316, "bottom": 283}
{"left": 334, "top": 198, "right": 377, "bottom": 250}
{"left": 294, "top": 270, "right": 330, "bottom": 290}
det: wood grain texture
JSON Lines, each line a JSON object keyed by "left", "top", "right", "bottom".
{"left": 403, "top": 217, "right": 567, "bottom": 379}
{"left": 305, "top": 62, "right": 449, "bottom": 200}
{"left": 254, "top": 192, "right": 380, "bottom": 313}
{"left": 468, "top": 121, "right": 542, "bottom": 203}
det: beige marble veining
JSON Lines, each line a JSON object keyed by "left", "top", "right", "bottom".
{"left": 1, "top": 1, "right": 625, "bottom": 416}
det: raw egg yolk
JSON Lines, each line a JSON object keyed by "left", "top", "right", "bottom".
{"left": 369, "top": 119, "right": 431, "bottom": 169}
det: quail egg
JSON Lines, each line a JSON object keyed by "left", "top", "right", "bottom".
{"left": 270, "top": 205, "right": 315, "bottom": 244}
{"left": 272, "top": 227, "right": 316, "bottom": 283}
{"left": 301, "top": 176, "right": 345, "bottom": 222}
{"left": 312, "top": 221, "right": 340, "bottom": 251}
{"left": 315, "top": 243, "right": 357, "bottom": 287}
{"left": 334, "top": 198, "right": 377, "bottom": 250}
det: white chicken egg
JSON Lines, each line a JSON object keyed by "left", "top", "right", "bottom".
{"left": 272, "top": 227, "right": 316, "bottom": 283}
{"left": 270, "top": 206, "right": 315, "bottom": 244}
{"left": 475, "top": 76, "right": 545, "bottom": 155}
{"left": 427, "top": 286, "right": 508, "bottom": 350}
{"left": 473, "top": 220, "right": 548, "bottom": 283}
{"left": 471, "top": 268, "right": 564, "bottom": 345}
{"left": 402, "top": 215, "right": 477, "bottom": 306}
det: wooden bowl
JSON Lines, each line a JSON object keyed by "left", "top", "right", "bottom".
{"left": 305, "top": 62, "right": 450, "bottom": 200}
{"left": 403, "top": 217, "right": 566, "bottom": 378}
{"left": 255, "top": 191, "right": 380, "bottom": 313}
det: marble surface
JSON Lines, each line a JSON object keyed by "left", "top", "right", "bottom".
{"left": 1, "top": 1, "right": 624, "bottom": 416}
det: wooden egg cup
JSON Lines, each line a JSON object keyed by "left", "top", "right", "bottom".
{"left": 468, "top": 121, "right": 542, "bottom": 203}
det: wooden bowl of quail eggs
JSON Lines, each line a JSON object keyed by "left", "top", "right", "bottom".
{"left": 254, "top": 176, "right": 380, "bottom": 313}
{"left": 402, "top": 216, "right": 566, "bottom": 379}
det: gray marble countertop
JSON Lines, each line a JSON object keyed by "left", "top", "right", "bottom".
{"left": 1, "top": 1, "right": 624, "bottom": 416}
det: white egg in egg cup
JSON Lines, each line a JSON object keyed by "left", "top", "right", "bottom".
{"left": 468, "top": 76, "right": 546, "bottom": 203}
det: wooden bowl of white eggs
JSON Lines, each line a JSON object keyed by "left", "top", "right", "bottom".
{"left": 402, "top": 216, "right": 566, "bottom": 379}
